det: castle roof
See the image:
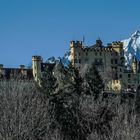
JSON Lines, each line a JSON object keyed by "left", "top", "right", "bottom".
{"left": 0, "top": 67, "right": 33, "bottom": 80}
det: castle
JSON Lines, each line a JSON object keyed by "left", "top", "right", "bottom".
{"left": 70, "top": 39, "right": 140, "bottom": 92}
{"left": 0, "top": 64, "right": 33, "bottom": 80}
{"left": 31, "top": 39, "right": 140, "bottom": 92}
{"left": 1, "top": 39, "right": 140, "bottom": 92}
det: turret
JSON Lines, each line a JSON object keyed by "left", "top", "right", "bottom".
{"left": 32, "top": 56, "right": 42, "bottom": 82}
{"left": 70, "top": 41, "right": 82, "bottom": 66}
{"left": 132, "top": 57, "right": 137, "bottom": 74}
{"left": 112, "top": 41, "right": 123, "bottom": 53}
{"left": 70, "top": 40, "right": 82, "bottom": 48}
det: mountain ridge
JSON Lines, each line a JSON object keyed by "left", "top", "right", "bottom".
{"left": 122, "top": 30, "right": 140, "bottom": 66}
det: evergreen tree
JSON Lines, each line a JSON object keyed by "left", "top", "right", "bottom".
{"left": 39, "top": 62, "right": 105, "bottom": 139}
{"left": 66, "top": 63, "right": 84, "bottom": 95}
{"left": 48, "top": 63, "right": 88, "bottom": 140}
{"left": 85, "top": 63, "right": 104, "bottom": 99}
{"left": 53, "top": 62, "right": 69, "bottom": 92}
{"left": 39, "top": 65, "right": 57, "bottom": 96}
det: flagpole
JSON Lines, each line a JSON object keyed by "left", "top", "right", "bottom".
{"left": 83, "top": 35, "right": 85, "bottom": 45}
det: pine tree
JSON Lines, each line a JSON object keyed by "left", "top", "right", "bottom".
{"left": 39, "top": 65, "right": 57, "bottom": 96}
{"left": 53, "top": 62, "right": 69, "bottom": 92}
{"left": 85, "top": 63, "right": 104, "bottom": 99}
{"left": 66, "top": 63, "right": 84, "bottom": 95}
{"left": 48, "top": 63, "right": 88, "bottom": 140}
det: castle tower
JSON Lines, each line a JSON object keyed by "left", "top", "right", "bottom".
{"left": 70, "top": 40, "right": 82, "bottom": 66}
{"left": 132, "top": 57, "right": 137, "bottom": 74}
{"left": 32, "top": 56, "right": 42, "bottom": 82}
{"left": 112, "top": 41, "right": 123, "bottom": 54}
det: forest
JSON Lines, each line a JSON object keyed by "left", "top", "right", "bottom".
{"left": 0, "top": 62, "right": 140, "bottom": 140}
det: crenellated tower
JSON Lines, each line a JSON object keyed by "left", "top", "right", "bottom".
{"left": 112, "top": 41, "right": 123, "bottom": 54}
{"left": 70, "top": 41, "right": 83, "bottom": 66}
{"left": 32, "top": 56, "right": 42, "bottom": 82}
{"left": 132, "top": 57, "right": 137, "bottom": 74}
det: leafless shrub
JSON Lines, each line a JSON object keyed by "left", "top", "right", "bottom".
{"left": 81, "top": 94, "right": 140, "bottom": 140}
{"left": 0, "top": 80, "right": 140, "bottom": 140}
{"left": 0, "top": 80, "right": 54, "bottom": 140}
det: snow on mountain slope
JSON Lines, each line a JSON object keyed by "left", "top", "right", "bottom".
{"left": 46, "top": 50, "right": 71, "bottom": 67}
{"left": 59, "top": 51, "right": 71, "bottom": 67}
{"left": 122, "top": 31, "right": 140, "bottom": 66}
{"left": 46, "top": 56, "right": 56, "bottom": 64}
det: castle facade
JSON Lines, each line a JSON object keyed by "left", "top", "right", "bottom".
{"left": 70, "top": 39, "right": 140, "bottom": 92}
{"left": 0, "top": 64, "right": 33, "bottom": 80}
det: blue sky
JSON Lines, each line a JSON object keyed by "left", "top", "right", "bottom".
{"left": 0, "top": 0, "right": 140, "bottom": 67}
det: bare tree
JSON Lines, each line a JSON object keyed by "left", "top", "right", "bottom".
{"left": 0, "top": 78, "right": 140, "bottom": 140}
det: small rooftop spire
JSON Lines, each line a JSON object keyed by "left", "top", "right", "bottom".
{"left": 96, "top": 38, "right": 102, "bottom": 47}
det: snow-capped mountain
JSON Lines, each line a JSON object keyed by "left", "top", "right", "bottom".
{"left": 46, "top": 56, "right": 56, "bottom": 64}
{"left": 58, "top": 51, "right": 71, "bottom": 67}
{"left": 46, "top": 51, "right": 71, "bottom": 67}
{"left": 122, "top": 31, "right": 140, "bottom": 66}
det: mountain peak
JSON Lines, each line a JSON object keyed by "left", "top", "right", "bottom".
{"left": 122, "top": 30, "right": 140, "bottom": 66}
{"left": 131, "top": 30, "right": 140, "bottom": 38}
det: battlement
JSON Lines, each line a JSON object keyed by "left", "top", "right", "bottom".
{"left": 32, "top": 56, "right": 42, "bottom": 61}
{"left": 83, "top": 47, "right": 115, "bottom": 52}
{"left": 112, "top": 41, "right": 123, "bottom": 47}
{"left": 70, "top": 40, "right": 82, "bottom": 48}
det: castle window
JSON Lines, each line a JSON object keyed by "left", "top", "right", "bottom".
{"left": 120, "top": 68, "right": 122, "bottom": 72}
{"left": 74, "top": 59, "right": 78, "bottom": 63}
{"left": 115, "top": 59, "right": 118, "bottom": 64}
{"left": 86, "top": 52, "right": 88, "bottom": 56}
{"left": 119, "top": 74, "right": 122, "bottom": 78}
{"left": 111, "top": 59, "right": 113, "bottom": 64}
{"left": 79, "top": 52, "right": 81, "bottom": 56}
{"left": 79, "top": 59, "right": 81, "bottom": 64}
{"left": 128, "top": 74, "right": 131, "bottom": 78}
{"left": 100, "top": 52, "right": 102, "bottom": 56}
